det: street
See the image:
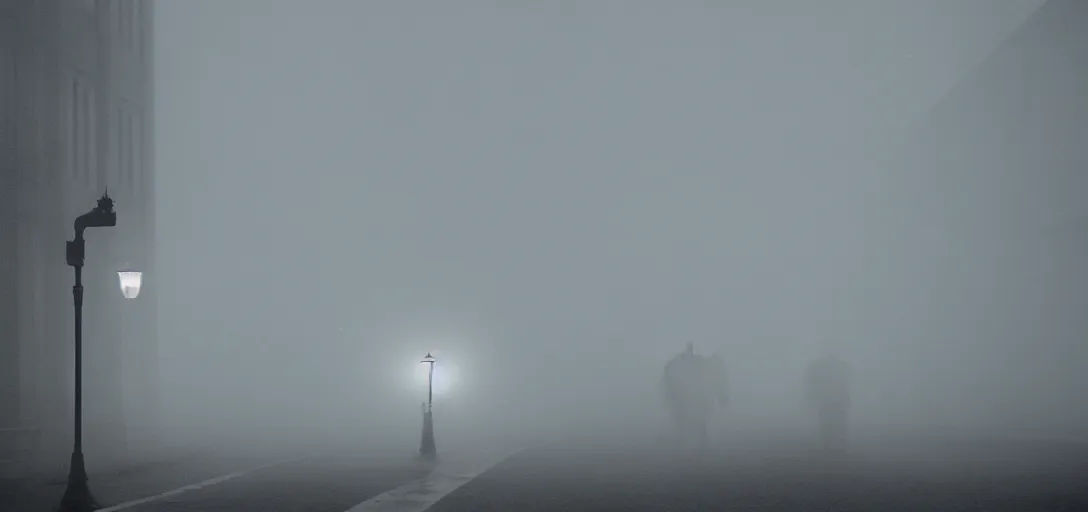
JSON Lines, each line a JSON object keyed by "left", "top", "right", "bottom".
{"left": 426, "top": 428, "right": 1088, "bottom": 512}
{"left": 1, "top": 449, "right": 431, "bottom": 512}
{"left": 4, "top": 427, "right": 1086, "bottom": 511}
{"left": 102, "top": 454, "right": 431, "bottom": 512}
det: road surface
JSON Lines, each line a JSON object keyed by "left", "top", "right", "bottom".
{"left": 4, "top": 428, "right": 1085, "bottom": 511}
{"left": 1, "top": 449, "right": 430, "bottom": 512}
{"left": 428, "top": 428, "right": 1088, "bottom": 512}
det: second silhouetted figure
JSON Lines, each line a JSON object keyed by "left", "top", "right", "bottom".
{"left": 805, "top": 347, "right": 852, "bottom": 454}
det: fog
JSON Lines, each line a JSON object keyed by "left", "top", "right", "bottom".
{"left": 151, "top": 0, "right": 1085, "bottom": 459}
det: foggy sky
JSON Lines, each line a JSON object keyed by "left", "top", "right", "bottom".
{"left": 151, "top": 1, "right": 1058, "bottom": 450}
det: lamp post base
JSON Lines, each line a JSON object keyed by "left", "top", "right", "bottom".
{"left": 57, "top": 452, "right": 98, "bottom": 512}
{"left": 419, "top": 411, "right": 437, "bottom": 462}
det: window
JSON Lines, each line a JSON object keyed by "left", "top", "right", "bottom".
{"left": 115, "top": 108, "right": 140, "bottom": 192}
{"left": 130, "top": 1, "right": 140, "bottom": 50}
{"left": 70, "top": 79, "right": 97, "bottom": 185}
{"left": 114, "top": 107, "right": 127, "bottom": 189}
{"left": 131, "top": 112, "right": 142, "bottom": 191}
{"left": 124, "top": 111, "right": 133, "bottom": 188}
{"left": 113, "top": 0, "right": 140, "bottom": 51}
{"left": 69, "top": 80, "right": 81, "bottom": 181}
{"left": 112, "top": 109, "right": 120, "bottom": 188}
{"left": 86, "top": 86, "right": 97, "bottom": 185}
{"left": 0, "top": 37, "right": 12, "bottom": 165}
{"left": 112, "top": 1, "right": 126, "bottom": 47}
{"left": 69, "top": 78, "right": 99, "bottom": 185}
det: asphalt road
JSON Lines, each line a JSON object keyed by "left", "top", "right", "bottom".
{"left": 1, "top": 450, "right": 431, "bottom": 512}
{"left": 426, "top": 429, "right": 1088, "bottom": 512}
{"left": 1, "top": 451, "right": 279, "bottom": 512}
{"left": 104, "top": 453, "right": 431, "bottom": 512}
{"left": 6, "top": 428, "right": 1084, "bottom": 511}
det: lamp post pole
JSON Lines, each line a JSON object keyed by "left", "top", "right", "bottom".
{"left": 58, "top": 193, "right": 117, "bottom": 512}
{"left": 419, "top": 353, "right": 437, "bottom": 461}
{"left": 427, "top": 360, "right": 434, "bottom": 412}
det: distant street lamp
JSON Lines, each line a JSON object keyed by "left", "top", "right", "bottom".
{"left": 58, "top": 193, "right": 117, "bottom": 512}
{"left": 116, "top": 269, "right": 142, "bottom": 299}
{"left": 419, "top": 352, "right": 437, "bottom": 461}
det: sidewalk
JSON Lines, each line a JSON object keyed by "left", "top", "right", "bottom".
{"left": 0, "top": 448, "right": 262, "bottom": 512}
{"left": 343, "top": 444, "right": 524, "bottom": 512}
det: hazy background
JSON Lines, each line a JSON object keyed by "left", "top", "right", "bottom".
{"left": 152, "top": 0, "right": 1071, "bottom": 454}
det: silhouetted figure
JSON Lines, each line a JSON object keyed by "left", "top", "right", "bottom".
{"left": 805, "top": 349, "right": 852, "bottom": 454}
{"left": 661, "top": 343, "right": 728, "bottom": 450}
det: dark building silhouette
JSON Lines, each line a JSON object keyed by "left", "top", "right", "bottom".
{"left": 871, "top": 0, "right": 1088, "bottom": 431}
{"left": 1, "top": 0, "right": 157, "bottom": 472}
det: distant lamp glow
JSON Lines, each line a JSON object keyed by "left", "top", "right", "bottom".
{"left": 414, "top": 354, "right": 459, "bottom": 396}
{"left": 117, "top": 270, "right": 142, "bottom": 299}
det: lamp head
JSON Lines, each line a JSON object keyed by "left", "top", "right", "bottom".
{"left": 117, "top": 270, "right": 143, "bottom": 299}
{"left": 96, "top": 192, "right": 115, "bottom": 214}
{"left": 76, "top": 191, "right": 117, "bottom": 230}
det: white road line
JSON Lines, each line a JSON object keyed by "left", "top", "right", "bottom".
{"left": 98, "top": 456, "right": 306, "bottom": 512}
{"left": 345, "top": 448, "right": 524, "bottom": 512}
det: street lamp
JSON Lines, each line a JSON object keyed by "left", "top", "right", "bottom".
{"left": 116, "top": 270, "right": 142, "bottom": 299}
{"left": 58, "top": 192, "right": 117, "bottom": 512}
{"left": 419, "top": 352, "right": 437, "bottom": 461}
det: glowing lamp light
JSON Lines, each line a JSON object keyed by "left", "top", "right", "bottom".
{"left": 414, "top": 353, "right": 459, "bottom": 396}
{"left": 117, "top": 270, "right": 142, "bottom": 299}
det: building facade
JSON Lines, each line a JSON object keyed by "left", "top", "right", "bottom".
{"left": 872, "top": 0, "right": 1088, "bottom": 432}
{"left": 0, "top": 0, "right": 156, "bottom": 470}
